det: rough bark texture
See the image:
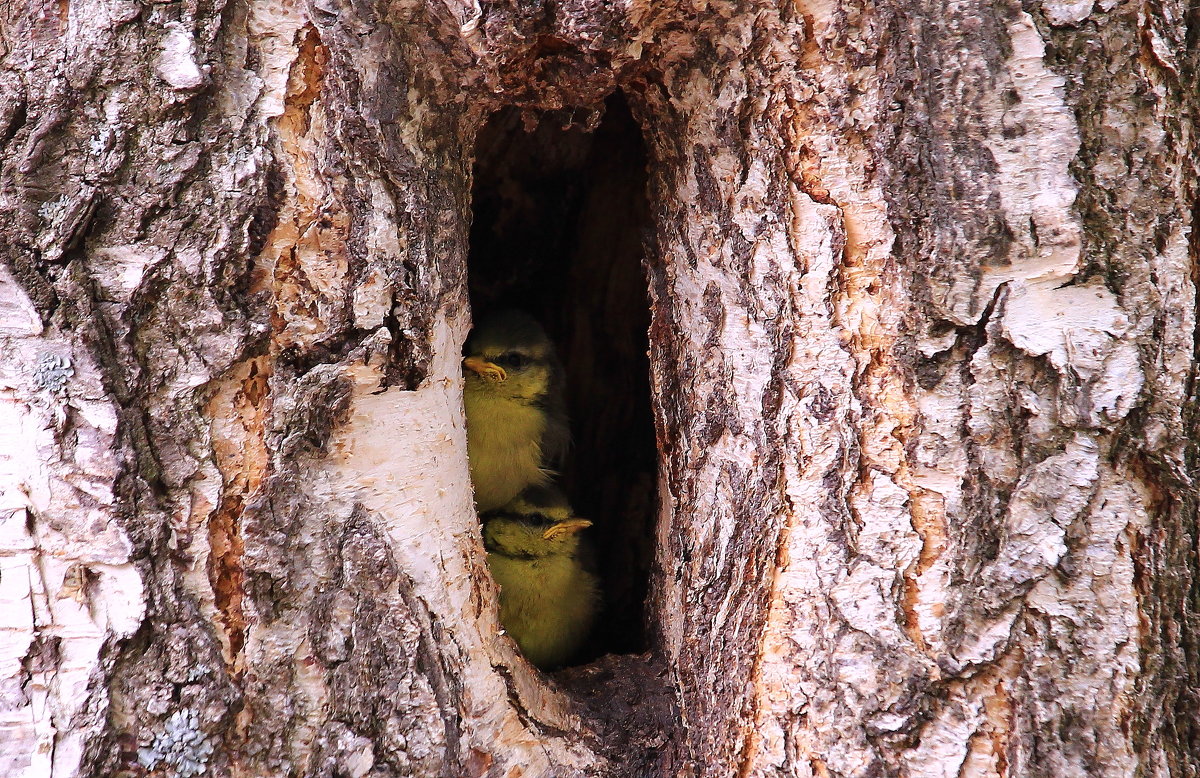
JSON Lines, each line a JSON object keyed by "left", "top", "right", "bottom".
{"left": 1, "top": 0, "right": 1197, "bottom": 776}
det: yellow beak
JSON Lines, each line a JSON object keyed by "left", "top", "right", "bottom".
{"left": 463, "top": 356, "right": 506, "bottom": 382}
{"left": 541, "top": 519, "right": 592, "bottom": 540}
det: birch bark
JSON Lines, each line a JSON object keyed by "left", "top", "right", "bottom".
{"left": 0, "top": 0, "right": 1196, "bottom": 776}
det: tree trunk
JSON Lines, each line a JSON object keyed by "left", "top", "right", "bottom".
{"left": 1, "top": 0, "right": 1197, "bottom": 776}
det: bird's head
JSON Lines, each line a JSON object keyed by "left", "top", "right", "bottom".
{"left": 482, "top": 511, "right": 593, "bottom": 558}
{"left": 462, "top": 310, "right": 560, "bottom": 404}
{"left": 504, "top": 483, "right": 573, "bottom": 522}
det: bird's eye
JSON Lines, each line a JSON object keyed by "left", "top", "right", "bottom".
{"left": 497, "top": 352, "right": 529, "bottom": 370}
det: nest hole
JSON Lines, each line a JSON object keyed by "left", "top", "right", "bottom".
{"left": 468, "top": 92, "right": 657, "bottom": 661}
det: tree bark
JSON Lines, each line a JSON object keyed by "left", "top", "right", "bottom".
{"left": 1, "top": 0, "right": 1197, "bottom": 776}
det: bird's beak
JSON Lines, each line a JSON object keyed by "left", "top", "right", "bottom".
{"left": 463, "top": 356, "right": 506, "bottom": 382}
{"left": 542, "top": 519, "right": 592, "bottom": 540}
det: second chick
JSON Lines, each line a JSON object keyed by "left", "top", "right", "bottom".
{"left": 483, "top": 487, "right": 598, "bottom": 669}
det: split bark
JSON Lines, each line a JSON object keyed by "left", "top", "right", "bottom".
{"left": 0, "top": 0, "right": 1197, "bottom": 776}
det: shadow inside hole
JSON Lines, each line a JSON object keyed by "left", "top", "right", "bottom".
{"left": 468, "top": 93, "right": 657, "bottom": 660}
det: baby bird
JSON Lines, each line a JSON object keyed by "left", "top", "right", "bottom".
{"left": 483, "top": 485, "right": 598, "bottom": 669}
{"left": 462, "top": 311, "right": 569, "bottom": 512}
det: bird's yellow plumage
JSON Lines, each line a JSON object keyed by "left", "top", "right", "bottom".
{"left": 462, "top": 384, "right": 551, "bottom": 511}
{"left": 461, "top": 311, "right": 569, "bottom": 512}
{"left": 463, "top": 312, "right": 596, "bottom": 668}
{"left": 483, "top": 489, "right": 598, "bottom": 669}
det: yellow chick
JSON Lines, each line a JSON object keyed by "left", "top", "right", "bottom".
{"left": 483, "top": 486, "right": 598, "bottom": 669}
{"left": 462, "top": 311, "right": 569, "bottom": 513}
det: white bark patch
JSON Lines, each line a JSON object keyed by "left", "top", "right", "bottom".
{"left": 935, "top": 11, "right": 1084, "bottom": 324}
{"left": 902, "top": 693, "right": 988, "bottom": 778}
{"left": 247, "top": 0, "right": 310, "bottom": 118}
{"left": 0, "top": 268, "right": 43, "bottom": 337}
{"left": 323, "top": 314, "right": 602, "bottom": 773}
{"left": 957, "top": 436, "right": 1097, "bottom": 662}
{"left": 0, "top": 275, "right": 144, "bottom": 778}
{"left": 749, "top": 192, "right": 877, "bottom": 776}
{"left": 999, "top": 281, "right": 1145, "bottom": 423}
{"left": 735, "top": 3, "right": 938, "bottom": 762}
{"left": 1040, "top": 0, "right": 1096, "bottom": 27}
{"left": 1142, "top": 223, "right": 1196, "bottom": 449}
{"left": 178, "top": 457, "right": 223, "bottom": 659}
{"left": 154, "top": 23, "right": 206, "bottom": 92}
{"left": 851, "top": 473, "right": 921, "bottom": 571}
{"left": 89, "top": 245, "right": 168, "bottom": 301}
{"left": 833, "top": 475, "right": 922, "bottom": 652}
{"left": 657, "top": 138, "right": 796, "bottom": 617}
{"left": 910, "top": 364, "right": 969, "bottom": 656}
{"left": 984, "top": 13, "right": 1082, "bottom": 290}
{"left": 1017, "top": 470, "right": 1147, "bottom": 775}
{"left": 352, "top": 266, "right": 394, "bottom": 330}
{"left": 999, "top": 282, "right": 1126, "bottom": 377}
{"left": 1141, "top": 8, "right": 1180, "bottom": 77}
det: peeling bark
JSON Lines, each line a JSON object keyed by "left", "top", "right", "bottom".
{"left": 1, "top": 0, "right": 1197, "bottom": 776}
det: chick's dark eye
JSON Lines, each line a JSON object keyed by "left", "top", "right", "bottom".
{"left": 497, "top": 352, "right": 529, "bottom": 370}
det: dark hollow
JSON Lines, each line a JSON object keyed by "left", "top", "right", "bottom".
{"left": 468, "top": 93, "right": 657, "bottom": 660}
